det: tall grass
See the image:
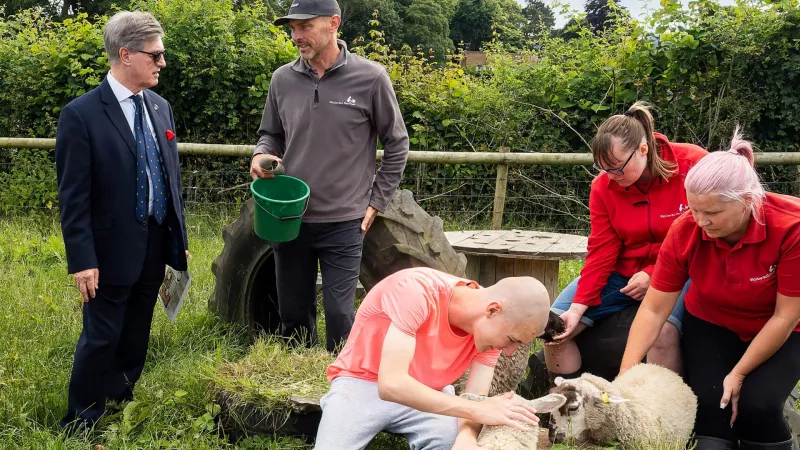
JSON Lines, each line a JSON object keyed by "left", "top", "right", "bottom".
{"left": 0, "top": 212, "right": 294, "bottom": 449}
{"left": 0, "top": 210, "right": 589, "bottom": 449}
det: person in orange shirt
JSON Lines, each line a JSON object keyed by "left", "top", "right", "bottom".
{"left": 314, "top": 267, "right": 552, "bottom": 450}
{"left": 620, "top": 128, "right": 800, "bottom": 450}
{"left": 546, "top": 102, "right": 706, "bottom": 378}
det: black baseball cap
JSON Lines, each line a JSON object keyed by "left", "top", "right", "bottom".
{"left": 274, "top": 0, "right": 341, "bottom": 26}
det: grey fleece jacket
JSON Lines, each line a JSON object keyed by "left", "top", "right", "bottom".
{"left": 254, "top": 40, "right": 409, "bottom": 223}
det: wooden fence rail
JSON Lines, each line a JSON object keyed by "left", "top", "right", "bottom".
{"left": 3, "top": 137, "right": 800, "bottom": 229}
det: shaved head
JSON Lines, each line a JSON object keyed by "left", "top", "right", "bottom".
{"left": 449, "top": 275, "right": 552, "bottom": 354}
{"left": 463, "top": 276, "right": 551, "bottom": 353}
{"left": 486, "top": 277, "right": 550, "bottom": 324}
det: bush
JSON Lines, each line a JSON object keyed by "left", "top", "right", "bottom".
{"left": 1, "top": 0, "right": 799, "bottom": 225}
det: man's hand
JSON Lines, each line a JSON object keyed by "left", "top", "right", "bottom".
{"left": 74, "top": 268, "right": 99, "bottom": 302}
{"left": 250, "top": 154, "right": 282, "bottom": 179}
{"left": 620, "top": 271, "right": 651, "bottom": 300}
{"left": 361, "top": 206, "right": 378, "bottom": 234}
{"left": 470, "top": 391, "right": 539, "bottom": 431}
{"left": 185, "top": 250, "right": 191, "bottom": 260}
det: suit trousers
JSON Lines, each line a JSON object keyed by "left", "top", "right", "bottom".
{"left": 61, "top": 216, "right": 166, "bottom": 428}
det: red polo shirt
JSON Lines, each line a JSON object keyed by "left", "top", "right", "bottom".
{"left": 652, "top": 192, "right": 800, "bottom": 341}
{"left": 573, "top": 134, "right": 707, "bottom": 306}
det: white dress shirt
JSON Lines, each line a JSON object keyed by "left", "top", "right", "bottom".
{"left": 107, "top": 72, "right": 162, "bottom": 216}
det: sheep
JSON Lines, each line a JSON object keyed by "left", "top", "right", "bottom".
{"left": 460, "top": 392, "right": 567, "bottom": 450}
{"left": 548, "top": 363, "right": 697, "bottom": 448}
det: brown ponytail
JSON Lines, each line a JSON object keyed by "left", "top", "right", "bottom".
{"left": 591, "top": 101, "right": 677, "bottom": 180}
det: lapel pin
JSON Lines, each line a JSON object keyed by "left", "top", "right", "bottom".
{"left": 154, "top": 104, "right": 159, "bottom": 111}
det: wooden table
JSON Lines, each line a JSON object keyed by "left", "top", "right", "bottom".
{"left": 444, "top": 230, "right": 588, "bottom": 302}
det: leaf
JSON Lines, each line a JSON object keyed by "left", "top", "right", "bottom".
{"left": 557, "top": 99, "right": 575, "bottom": 109}
{"left": 122, "top": 401, "right": 140, "bottom": 424}
{"left": 441, "top": 119, "right": 453, "bottom": 127}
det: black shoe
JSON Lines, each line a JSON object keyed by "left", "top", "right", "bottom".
{"left": 693, "top": 436, "right": 738, "bottom": 450}
{"left": 739, "top": 439, "right": 792, "bottom": 450}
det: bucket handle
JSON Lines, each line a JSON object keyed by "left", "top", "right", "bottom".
{"left": 255, "top": 195, "right": 310, "bottom": 221}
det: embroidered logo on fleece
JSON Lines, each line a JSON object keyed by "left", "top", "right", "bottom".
{"left": 750, "top": 265, "right": 777, "bottom": 282}
{"left": 660, "top": 203, "right": 689, "bottom": 219}
{"left": 329, "top": 96, "right": 357, "bottom": 106}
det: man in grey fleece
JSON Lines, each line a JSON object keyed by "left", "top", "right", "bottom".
{"left": 250, "top": 0, "right": 409, "bottom": 353}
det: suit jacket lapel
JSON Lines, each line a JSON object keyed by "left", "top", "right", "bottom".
{"left": 100, "top": 79, "right": 136, "bottom": 158}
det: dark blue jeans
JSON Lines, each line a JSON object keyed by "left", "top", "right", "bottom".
{"left": 551, "top": 272, "right": 690, "bottom": 332}
{"left": 273, "top": 219, "right": 363, "bottom": 353}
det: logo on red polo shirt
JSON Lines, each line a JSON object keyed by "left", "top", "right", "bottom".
{"left": 660, "top": 203, "right": 689, "bottom": 219}
{"left": 750, "top": 265, "right": 776, "bottom": 282}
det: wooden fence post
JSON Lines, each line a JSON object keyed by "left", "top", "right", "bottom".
{"left": 492, "top": 146, "right": 509, "bottom": 230}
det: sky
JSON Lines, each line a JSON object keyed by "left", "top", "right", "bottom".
{"left": 524, "top": 0, "right": 738, "bottom": 28}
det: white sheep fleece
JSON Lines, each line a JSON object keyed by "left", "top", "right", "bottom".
{"left": 551, "top": 363, "right": 698, "bottom": 448}
{"left": 460, "top": 392, "right": 567, "bottom": 450}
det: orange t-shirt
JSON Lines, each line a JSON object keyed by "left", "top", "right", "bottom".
{"left": 326, "top": 267, "right": 501, "bottom": 390}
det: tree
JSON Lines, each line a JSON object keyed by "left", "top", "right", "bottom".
{"left": 403, "top": 0, "right": 454, "bottom": 61}
{"left": 449, "top": 0, "right": 525, "bottom": 51}
{"left": 521, "top": 0, "right": 555, "bottom": 39}
{"left": 2, "top": 0, "right": 126, "bottom": 18}
{"left": 449, "top": 0, "right": 495, "bottom": 51}
{"left": 338, "top": 0, "right": 404, "bottom": 49}
{"left": 584, "top": 0, "right": 628, "bottom": 33}
{"left": 3, "top": 0, "right": 59, "bottom": 17}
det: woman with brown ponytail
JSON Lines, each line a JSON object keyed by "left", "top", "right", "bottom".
{"left": 545, "top": 102, "right": 707, "bottom": 379}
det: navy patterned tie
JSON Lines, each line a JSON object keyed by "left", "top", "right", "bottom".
{"left": 132, "top": 95, "right": 167, "bottom": 224}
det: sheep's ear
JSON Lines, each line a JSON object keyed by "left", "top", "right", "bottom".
{"left": 554, "top": 376, "right": 564, "bottom": 386}
{"left": 596, "top": 391, "right": 629, "bottom": 404}
{"left": 460, "top": 393, "right": 488, "bottom": 402}
{"left": 607, "top": 394, "right": 630, "bottom": 404}
{"left": 528, "top": 393, "right": 567, "bottom": 413}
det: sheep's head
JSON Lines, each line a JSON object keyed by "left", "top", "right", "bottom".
{"left": 538, "top": 311, "right": 566, "bottom": 343}
{"left": 547, "top": 375, "right": 629, "bottom": 444}
{"left": 460, "top": 392, "right": 567, "bottom": 422}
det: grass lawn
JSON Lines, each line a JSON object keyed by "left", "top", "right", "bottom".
{"left": 0, "top": 210, "right": 581, "bottom": 449}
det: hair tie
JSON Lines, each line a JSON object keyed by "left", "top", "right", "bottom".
{"left": 623, "top": 110, "right": 635, "bottom": 117}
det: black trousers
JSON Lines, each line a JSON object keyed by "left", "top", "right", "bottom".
{"left": 683, "top": 311, "right": 800, "bottom": 443}
{"left": 61, "top": 216, "right": 166, "bottom": 427}
{"left": 273, "top": 219, "right": 363, "bottom": 353}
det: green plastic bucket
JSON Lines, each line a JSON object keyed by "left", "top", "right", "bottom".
{"left": 250, "top": 175, "right": 310, "bottom": 242}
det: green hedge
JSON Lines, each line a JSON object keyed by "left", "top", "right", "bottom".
{"left": 1, "top": 0, "right": 799, "bottom": 230}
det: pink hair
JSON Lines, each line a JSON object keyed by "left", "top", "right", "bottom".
{"left": 684, "top": 126, "right": 765, "bottom": 221}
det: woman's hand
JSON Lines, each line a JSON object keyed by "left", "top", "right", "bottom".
{"left": 548, "top": 308, "right": 585, "bottom": 344}
{"left": 721, "top": 371, "right": 745, "bottom": 426}
{"left": 620, "top": 271, "right": 651, "bottom": 300}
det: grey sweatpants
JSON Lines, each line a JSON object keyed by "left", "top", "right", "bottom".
{"left": 313, "top": 377, "right": 459, "bottom": 450}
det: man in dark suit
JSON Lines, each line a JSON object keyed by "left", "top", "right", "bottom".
{"left": 54, "top": 11, "right": 189, "bottom": 431}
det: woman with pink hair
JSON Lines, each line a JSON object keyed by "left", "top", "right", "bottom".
{"left": 620, "top": 128, "right": 800, "bottom": 450}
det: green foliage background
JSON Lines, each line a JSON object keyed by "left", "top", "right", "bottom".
{"left": 0, "top": 0, "right": 799, "bottom": 230}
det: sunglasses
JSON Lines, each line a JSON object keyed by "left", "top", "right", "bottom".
{"left": 593, "top": 149, "right": 636, "bottom": 176}
{"left": 138, "top": 50, "right": 166, "bottom": 63}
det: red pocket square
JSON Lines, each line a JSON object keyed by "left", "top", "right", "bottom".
{"left": 166, "top": 130, "right": 175, "bottom": 141}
